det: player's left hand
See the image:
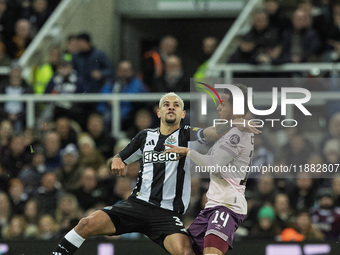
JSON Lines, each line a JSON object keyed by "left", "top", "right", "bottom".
{"left": 163, "top": 144, "right": 189, "bottom": 160}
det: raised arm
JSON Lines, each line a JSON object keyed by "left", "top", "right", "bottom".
{"left": 203, "top": 118, "right": 261, "bottom": 142}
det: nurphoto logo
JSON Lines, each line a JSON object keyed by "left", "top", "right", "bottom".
{"left": 198, "top": 83, "right": 312, "bottom": 128}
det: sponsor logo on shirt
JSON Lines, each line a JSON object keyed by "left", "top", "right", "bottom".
{"left": 144, "top": 151, "right": 177, "bottom": 163}
{"left": 229, "top": 134, "right": 240, "bottom": 145}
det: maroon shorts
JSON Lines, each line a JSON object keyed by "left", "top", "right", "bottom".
{"left": 187, "top": 206, "right": 246, "bottom": 254}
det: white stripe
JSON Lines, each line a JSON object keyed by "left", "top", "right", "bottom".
{"left": 205, "top": 229, "right": 229, "bottom": 242}
{"left": 161, "top": 161, "right": 178, "bottom": 210}
{"left": 161, "top": 129, "right": 180, "bottom": 211}
{"left": 182, "top": 156, "right": 192, "bottom": 213}
{"left": 138, "top": 131, "right": 159, "bottom": 201}
{"left": 124, "top": 148, "right": 142, "bottom": 164}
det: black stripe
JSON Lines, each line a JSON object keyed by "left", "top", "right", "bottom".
{"left": 131, "top": 132, "right": 147, "bottom": 197}
{"left": 173, "top": 129, "right": 188, "bottom": 214}
{"left": 149, "top": 135, "right": 167, "bottom": 206}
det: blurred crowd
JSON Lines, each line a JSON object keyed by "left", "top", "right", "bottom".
{"left": 0, "top": 0, "right": 340, "bottom": 243}
{"left": 229, "top": 0, "right": 340, "bottom": 66}
{"left": 0, "top": 0, "right": 61, "bottom": 62}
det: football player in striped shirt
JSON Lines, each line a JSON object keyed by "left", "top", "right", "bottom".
{"left": 52, "top": 91, "right": 258, "bottom": 255}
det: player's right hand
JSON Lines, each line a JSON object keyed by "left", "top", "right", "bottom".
{"left": 111, "top": 157, "right": 127, "bottom": 177}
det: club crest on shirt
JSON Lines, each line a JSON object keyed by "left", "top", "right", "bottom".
{"left": 229, "top": 134, "right": 240, "bottom": 145}
{"left": 165, "top": 135, "right": 177, "bottom": 145}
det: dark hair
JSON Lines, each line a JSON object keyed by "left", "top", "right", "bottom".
{"left": 223, "top": 84, "right": 249, "bottom": 115}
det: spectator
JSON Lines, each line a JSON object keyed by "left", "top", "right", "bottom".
{"left": 72, "top": 32, "right": 113, "bottom": 93}
{"left": 63, "top": 34, "right": 78, "bottom": 62}
{"left": 263, "top": 0, "right": 289, "bottom": 33}
{"left": 37, "top": 214, "right": 59, "bottom": 240}
{"left": 44, "top": 59, "right": 86, "bottom": 125}
{"left": 246, "top": 10, "right": 280, "bottom": 64}
{"left": 8, "top": 178, "right": 29, "bottom": 215}
{"left": 22, "top": 127, "right": 40, "bottom": 150}
{"left": 0, "top": 119, "right": 13, "bottom": 160}
{"left": 297, "top": 0, "right": 329, "bottom": 50}
{"left": 86, "top": 113, "right": 116, "bottom": 159}
{"left": 126, "top": 108, "right": 153, "bottom": 139}
{"left": 22, "top": 0, "right": 50, "bottom": 37}
{"left": 254, "top": 175, "right": 278, "bottom": 206}
{"left": 18, "top": 146, "right": 46, "bottom": 195}
{"left": 283, "top": 133, "right": 314, "bottom": 166}
{"left": 142, "top": 35, "right": 178, "bottom": 87}
{"left": 319, "top": 112, "right": 340, "bottom": 160}
{"left": 23, "top": 199, "right": 40, "bottom": 228}
{"left": 36, "top": 172, "right": 63, "bottom": 216}
{"left": 33, "top": 45, "right": 61, "bottom": 94}
{"left": 274, "top": 193, "right": 294, "bottom": 231}
{"left": 1, "top": 215, "right": 28, "bottom": 240}
{"left": 322, "top": 139, "right": 340, "bottom": 165}
{"left": 1, "top": 134, "right": 32, "bottom": 178}
{"left": 55, "top": 193, "right": 82, "bottom": 236}
{"left": 0, "top": 0, "right": 18, "bottom": 43}
{"left": 78, "top": 134, "right": 105, "bottom": 171}
{"left": 311, "top": 189, "right": 340, "bottom": 240}
{"left": 43, "top": 131, "right": 62, "bottom": 172}
{"left": 289, "top": 173, "right": 318, "bottom": 210}
{"left": 0, "top": 192, "right": 11, "bottom": 239}
{"left": 23, "top": 199, "right": 40, "bottom": 238}
{"left": 150, "top": 55, "right": 188, "bottom": 92}
{"left": 249, "top": 205, "right": 280, "bottom": 240}
{"left": 71, "top": 167, "right": 110, "bottom": 211}
{"left": 228, "top": 33, "right": 256, "bottom": 64}
{"left": 5, "top": 18, "right": 32, "bottom": 59}
{"left": 332, "top": 175, "right": 340, "bottom": 207}
{"left": 98, "top": 60, "right": 146, "bottom": 130}
{"left": 54, "top": 117, "right": 78, "bottom": 150}
{"left": 0, "top": 62, "right": 33, "bottom": 132}
{"left": 291, "top": 210, "right": 324, "bottom": 241}
{"left": 276, "top": 8, "right": 321, "bottom": 63}
{"left": 193, "top": 36, "right": 218, "bottom": 78}
{"left": 55, "top": 143, "right": 82, "bottom": 192}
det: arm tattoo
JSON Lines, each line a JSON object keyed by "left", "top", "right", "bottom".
{"left": 113, "top": 153, "right": 121, "bottom": 159}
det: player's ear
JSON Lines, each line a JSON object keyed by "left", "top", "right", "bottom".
{"left": 157, "top": 108, "right": 161, "bottom": 118}
{"left": 181, "top": 110, "right": 186, "bottom": 119}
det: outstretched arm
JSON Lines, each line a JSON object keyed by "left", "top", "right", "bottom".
{"left": 202, "top": 118, "right": 261, "bottom": 142}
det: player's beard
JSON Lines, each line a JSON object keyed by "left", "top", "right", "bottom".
{"left": 165, "top": 117, "right": 176, "bottom": 124}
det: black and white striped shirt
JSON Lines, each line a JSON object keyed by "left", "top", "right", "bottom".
{"left": 119, "top": 126, "right": 206, "bottom": 214}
